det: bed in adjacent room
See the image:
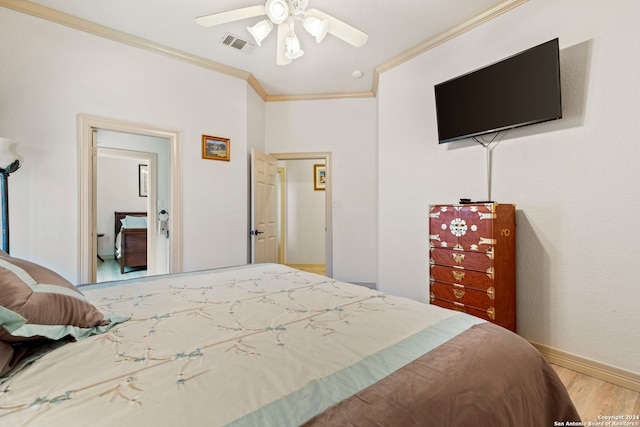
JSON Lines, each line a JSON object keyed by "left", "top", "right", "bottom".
{"left": 0, "top": 254, "right": 580, "bottom": 426}
{"left": 114, "top": 211, "right": 148, "bottom": 274}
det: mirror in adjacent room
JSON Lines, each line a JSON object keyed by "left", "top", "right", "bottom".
{"left": 94, "top": 129, "right": 170, "bottom": 283}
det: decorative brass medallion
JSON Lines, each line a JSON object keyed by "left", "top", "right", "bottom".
{"left": 449, "top": 218, "right": 468, "bottom": 237}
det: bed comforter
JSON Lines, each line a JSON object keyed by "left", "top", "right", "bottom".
{"left": 0, "top": 263, "right": 579, "bottom": 426}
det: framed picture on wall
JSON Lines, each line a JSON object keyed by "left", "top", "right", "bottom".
{"left": 138, "top": 164, "right": 148, "bottom": 197}
{"left": 202, "top": 135, "right": 230, "bottom": 161}
{"left": 314, "top": 164, "right": 326, "bottom": 191}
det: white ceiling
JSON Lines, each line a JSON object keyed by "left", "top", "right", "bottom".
{"left": 15, "top": 0, "right": 521, "bottom": 98}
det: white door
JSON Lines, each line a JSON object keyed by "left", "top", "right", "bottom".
{"left": 251, "top": 149, "right": 278, "bottom": 263}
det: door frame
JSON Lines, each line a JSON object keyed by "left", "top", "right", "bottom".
{"left": 78, "top": 114, "right": 183, "bottom": 283}
{"left": 270, "top": 152, "right": 332, "bottom": 278}
{"left": 277, "top": 166, "right": 286, "bottom": 264}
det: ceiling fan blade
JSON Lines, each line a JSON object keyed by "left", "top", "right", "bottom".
{"left": 195, "top": 5, "right": 266, "bottom": 27}
{"left": 305, "top": 8, "right": 368, "bottom": 47}
{"left": 276, "top": 23, "right": 292, "bottom": 65}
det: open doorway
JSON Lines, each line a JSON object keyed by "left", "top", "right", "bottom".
{"left": 277, "top": 159, "right": 326, "bottom": 276}
{"left": 95, "top": 144, "right": 158, "bottom": 282}
{"left": 271, "top": 152, "right": 332, "bottom": 278}
{"left": 78, "top": 114, "right": 183, "bottom": 284}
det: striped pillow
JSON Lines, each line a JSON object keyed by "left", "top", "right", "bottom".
{"left": 0, "top": 251, "right": 126, "bottom": 343}
{"left": 0, "top": 252, "right": 129, "bottom": 376}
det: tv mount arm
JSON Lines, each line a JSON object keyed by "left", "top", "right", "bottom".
{"left": 472, "top": 132, "right": 501, "bottom": 201}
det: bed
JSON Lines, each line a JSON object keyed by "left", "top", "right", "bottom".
{"left": 114, "top": 211, "right": 148, "bottom": 274}
{"left": 0, "top": 256, "right": 580, "bottom": 426}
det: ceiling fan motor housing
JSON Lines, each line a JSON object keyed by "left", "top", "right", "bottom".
{"left": 265, "top": 0, "right": 289, "bottom": 24}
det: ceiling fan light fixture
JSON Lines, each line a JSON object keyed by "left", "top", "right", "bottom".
{"left": 195, "top": 1, "right": 369, "bottom": 66}
{"left": 247, "top": 19, "right": 273, "bottom": 46}
{"left": 265, "top": 0, "right": 290, "bottom": 24}
{"left": 284, "top": 31, "right": 304, "bottom": 59}
{"left": 303, "top": 16, "right": 328, "bottom": 43}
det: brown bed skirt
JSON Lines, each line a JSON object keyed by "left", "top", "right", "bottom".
{"left": 304, "top": 323, "right": 580, "bottom": 427}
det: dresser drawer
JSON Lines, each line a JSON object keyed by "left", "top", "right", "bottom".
{"left": 430, "top": 281, "right": 494, "bottom": 309}
{"left": 430, "top": 247, "right": 493, "bottom": 271}
{"left": 430, "top": 264, "right": 494, "bottom": 291}
{"left": 430, "top": 297, "right": 495, "bottom": 322}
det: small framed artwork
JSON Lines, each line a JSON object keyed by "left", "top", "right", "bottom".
{"left": 202, "top": 135, "right": 230, "bottom": 161}
{"left": 138, "top": 164, "right": 148, "bottom": 197}
{"left": 314, "top": 164, "right": 326, "bottom": 191}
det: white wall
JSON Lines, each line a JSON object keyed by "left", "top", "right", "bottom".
{"left": 266, "top": 98, "right": 378, "bottom": 284}
{"left": 377, "top": 1, "right": 640, "bottom": 373}
{"left": 0, "top": 8, "right": 251, "bottom": 280}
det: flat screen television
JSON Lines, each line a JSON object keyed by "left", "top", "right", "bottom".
{"left": 434, "top": 38, "right": 562, "bottom": 144}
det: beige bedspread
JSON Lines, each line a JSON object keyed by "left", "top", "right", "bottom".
{"left": 0, "top": 263, "right": 579, "bottom": 426}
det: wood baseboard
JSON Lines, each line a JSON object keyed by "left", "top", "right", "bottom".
{"left": 531, "top": 341, "right": 640, "bottom": 392}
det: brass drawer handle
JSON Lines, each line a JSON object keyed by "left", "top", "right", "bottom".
{"left": 452, "top": 271, "right": 465, "bottom": 281}
{"left": 453, "top": 301, "right": 465, "bottom": 313}
{"left": 487, "top": 307, "right": 495, "bottom": 320}
{"left": 486, "top": 267, "right": 495, "bottom": 280}
{"left": 486, "top": 286, "right": 495, "bottom": 300}
{"left": 453, "top": 289, "right": 465, "bottom": 299}
{"left": 452, "top": 252, "right": 465, "bottom": 264}
{"left": 478, "top": 237, "right": 497, "bottom": 246}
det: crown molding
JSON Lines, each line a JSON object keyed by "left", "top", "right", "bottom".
{"left": 1, "top": 0, "right": 526, "bottom": 103}
{"left": 246, "top": 74, "right": 269, "bottom": 101}
{"left": 265, "top": 91, "right": 375, "bottom": 103}
{"left": 376, "top": 0, "right": 527, "bottom": 75}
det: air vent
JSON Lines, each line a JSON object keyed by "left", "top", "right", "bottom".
{"left": 220, "top": 33, "right": 256, "bottom": 54}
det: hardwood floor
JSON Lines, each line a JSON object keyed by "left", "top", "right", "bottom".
{"left": 552, "top": 364, "right": 640, "bottom": 423}
{"left": 285, "top": 264, "right": 326, "bottom": 275}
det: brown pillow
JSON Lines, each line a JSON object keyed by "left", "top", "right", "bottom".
{"left": 0, "top": 251, "right": 108, "bottom": 343}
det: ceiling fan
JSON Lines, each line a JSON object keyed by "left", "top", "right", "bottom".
{"left": 195, "top": 0, "right": 368, "bottom": 65}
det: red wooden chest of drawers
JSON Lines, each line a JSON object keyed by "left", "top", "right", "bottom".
{"left": 429, "top": 203, "right": 516, "bottom": 332}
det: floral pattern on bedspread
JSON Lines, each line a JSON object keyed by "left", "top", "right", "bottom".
{"left": 0, "top": 263, "right": 460, "bottom": 426}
